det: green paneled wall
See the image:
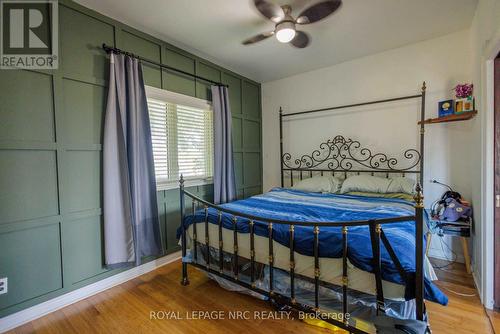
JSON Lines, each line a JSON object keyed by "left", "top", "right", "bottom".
{"left": 0, "top": 0, "right": 261, "bottom": 317}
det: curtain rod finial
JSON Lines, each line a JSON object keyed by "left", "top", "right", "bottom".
{"left": 421, "top": 82, "right": 426, "bottom": 92}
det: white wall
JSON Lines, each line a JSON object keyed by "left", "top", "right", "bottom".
{"left": 262, "top": 30, "right": 473, "bottom": 262}
{"left": 469, "top": 0, "right": 500, "bottom": 309}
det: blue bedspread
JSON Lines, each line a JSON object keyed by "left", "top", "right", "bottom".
{"left": 179, "top": 188, "right": 448, "bottom": 305}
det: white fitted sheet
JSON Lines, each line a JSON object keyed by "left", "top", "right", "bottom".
{"left": 184, "top": 223, "right": 437, "bottom": 301}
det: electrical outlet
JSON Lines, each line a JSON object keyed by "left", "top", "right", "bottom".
{"left": 0, "top": 277, "right": 7, "bottom": 295}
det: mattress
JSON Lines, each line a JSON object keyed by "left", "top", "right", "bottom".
{"left": 179, "top": 188, "right": 447, "bottom": 305}
{"left": 183, "top": 223, "right": 438, "bottom": 301}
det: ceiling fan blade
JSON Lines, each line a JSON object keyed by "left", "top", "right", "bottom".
{"left": 289, "top": 31, "right": 310, "bottom": 48}
{"left": 254, "top": 0, "right": 284, "bottom": 23}
{"left": 296, "top": 0, "right": 342, "bottom": 24}
{"left": 242, "top": 31, "right": 274, "bottom": 45}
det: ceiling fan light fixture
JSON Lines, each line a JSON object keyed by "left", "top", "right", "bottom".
{"left": 275, "top": 21, "right": 296, "bottom": 43}
{"left": 243, "top": 0, "right": 342, "bottom": 48}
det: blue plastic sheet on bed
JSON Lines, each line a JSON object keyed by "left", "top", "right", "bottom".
{"left": 178, "top": 188, "right": 448, "bottom": 305}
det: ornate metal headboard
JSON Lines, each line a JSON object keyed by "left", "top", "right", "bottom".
{"left": 278, "top": 82, "right": 426, "bottom": 188}
{"left": 281, "top": 135, "right": 422, "bottom": 187}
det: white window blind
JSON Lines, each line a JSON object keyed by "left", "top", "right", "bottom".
{"left": 146, "top": 89, "right": 213, "bottom": 187}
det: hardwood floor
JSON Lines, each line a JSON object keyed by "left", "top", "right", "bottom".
{"left": 7, "top": 258, "right": 494, "bottom": 334}
{"left": 426, "top": 258, "right": 493, "bottom": 333}
{"left": 487, "top": 309, "right": 500, "bottom": 334}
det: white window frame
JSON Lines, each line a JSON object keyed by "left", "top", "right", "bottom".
{"left": 145, "top": 85, "right": 213, "bottom": 191}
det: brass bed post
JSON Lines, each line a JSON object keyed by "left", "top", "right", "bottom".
{"left": 279, "top": 107, "right": 284, "bottom": 187}
{"left": 369, "top": 221, "right": 385, "bottom": 314}
{"left": 218, "top": 212, "right": 223, "bottom": 273}
{"left": 204, "top": 206, "right": 210, "bottom": 269}
{"left": 419, "top": 82, "right": 426, "bottom": 186}
{"left": 289, "top": 225, "right": 296, "bottom": 304}
{"left": 192, "top": 201, "right": 198, "bottom": 262}
{"left": 313, "top": 225, "right": 320, "bottom": 310}
{"left": 414, "top": 184, "right": 425, "bottom": 321}
{"left": 250, "top": 220, "right": 256, "bottom": 287}
{"left": 233, "top": 216, "right": 239, "bottom": 280}
{"left": 180, "top": 176, "right": 189, "bottom": 286}
{"left": 342, "top": 225, "right": 349, "bottom": 325}
{"left": 269, "top": 223, "right": 274, "bottom": 297}
{"left": 416, "top": 81, "right": 426, "bottom": 321}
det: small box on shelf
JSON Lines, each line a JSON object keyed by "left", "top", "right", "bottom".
{"left": 455, "top": 96, "right": 475, "bottom": 114}
{"left": 438, "top": 100, "right": 454, "bottom": 117}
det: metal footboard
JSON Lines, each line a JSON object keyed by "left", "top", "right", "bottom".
{"left": 179, "top": 177, "right": 425, "bottom": 334}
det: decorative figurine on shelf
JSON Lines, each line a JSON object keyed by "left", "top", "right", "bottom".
{"left": 438, "top": 100, "right": 454, "bottom": 117}
{"left": 453, "top": 83, "right": 474, "bottom": 114}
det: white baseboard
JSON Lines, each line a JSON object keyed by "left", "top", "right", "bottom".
{"left": 0, "top": 251, "right": 181, "bottom": 333}
{"left": 473, "top": 268, "right": 494, "bottom": 310}
{"left": 472, "top": 270, "right": 485, "bottom": 304}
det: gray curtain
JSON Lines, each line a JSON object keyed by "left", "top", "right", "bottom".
{"left": 103, "top": 53, "right": 162, "bottom": 268}
{"left": 211, "top": 85, "right": 236, "bottom": 204}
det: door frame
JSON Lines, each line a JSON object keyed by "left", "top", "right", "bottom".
{"left": 494, "top": 56, "right": 500, "bottom": 309}
{"left": 480, "top": 29, "right": 500, "bottom": 310}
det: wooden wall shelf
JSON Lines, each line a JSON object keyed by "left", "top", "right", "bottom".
{"left": 418, "top": 110, "right": 477, "bottom": 125}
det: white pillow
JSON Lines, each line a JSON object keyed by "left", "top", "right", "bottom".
{"left": 292, "top": 175, "right": 342, "bottom": 193}
{"left": 387, "top": 177, "right": 416, "bottom": 194}
{"left": 340, "top": 175, "right": 391, "bottom": 194}
{"left": 341, "top": 174, "right": 416, "bottom": 195}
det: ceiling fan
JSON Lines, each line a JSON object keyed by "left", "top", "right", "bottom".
{"left": 242, "top": 0, "right": 342, "bottom": 48}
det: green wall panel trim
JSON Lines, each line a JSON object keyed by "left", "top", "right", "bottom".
{"left": 62, "top": 79, "right": 106, "bottom": 145}
{"left": 233, "top": 152, "right": 244, "bottom": 189}
{"left": 0, "top": 215, "right": 60, "bottom": 233}
{"left": 242, "top": 81, "right": 261, "bottom": 118}
{"left": 162, "top": 70, "right": 196, "bottom": 97}
{"left": 0, "top": 222, "right": 62, "bottom": 310}
{"left": 232, "top": 117, "right": 243, "bottom": 150}
{"left": 64, "top": 216, "right": 107, "bottom": 285}
{"left": 0, "top": 0, "right": 261, "bottom": 317}
{"left": 121, "top": 31, "right": 162, "bottom": 88}
{"left": 164, "top": 189, "right": 181, "bottom": 253}
{"left": 236, "top": 189, "right": 244, "bottom": 200}
{"left": 243, "top": 119, "right": 261, "bottom": 150}
{"left": 0, "top": 70, "right": 55, "bottom": 143}
{"left": 64, "top": 151, "right": 101, "bottom": 214}
{"left": 222, "top": 73, "right": 242, "bottom": 115}
{"left": 243, "top": 152, "right": 262, "bottom": 187}
{"left": 195, "top": 61, "right": 221, "bottom": 101}
{"left": 121, "top": 31, "right": 161, "bottom": 61}
{"left": 58, "top": 0, "right": 260, "bottom": 86}
{"left": 244, "top": 186, "right": 262, "bottom": 198}
{"left": 164, "top": 48, "right": 195, "bottom": 73}
{"left": 142, "top": 66, "right": 162, "bottom": 89}
{"left": 0, "top": 150, "right": 59, "bottom": 224}
{"left": 161, "top": 184, "right": 213, "bottom": 252}
{"left": 162, "top": 48, "right": 196, "bottom": 96}
{"left": 60, "top": 5, "right": 114, "bottom": 82}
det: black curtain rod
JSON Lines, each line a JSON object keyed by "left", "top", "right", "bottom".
{"left": 282, "top": 93, "right": 423, "bottom": 117}
{"left": 102, "top": 44, "right": 228, "bottom": 87}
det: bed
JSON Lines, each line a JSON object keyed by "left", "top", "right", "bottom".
{"left": 178, "top": 83, "right": 437, "bottom": 333}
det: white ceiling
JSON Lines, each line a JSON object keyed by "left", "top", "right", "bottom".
{"left": 75, "top": 0, "right": 478, "bottom": 83}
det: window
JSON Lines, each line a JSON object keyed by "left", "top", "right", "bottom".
{"left": 146, "top": 86, "right": 213, "bottom": 189}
